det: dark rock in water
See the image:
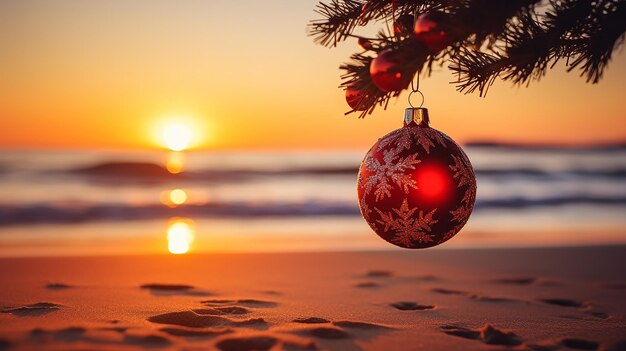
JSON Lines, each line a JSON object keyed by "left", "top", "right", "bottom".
{"left": 71, "top": 162, "right": 173, "bottom": 179}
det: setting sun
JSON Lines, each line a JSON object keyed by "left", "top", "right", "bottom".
{"left": 162, "top": 123, "right": 192, "bottom": 151}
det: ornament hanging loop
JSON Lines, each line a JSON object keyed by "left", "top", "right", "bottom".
{"left": 408, "top": 90, "right": 424, "bottom": 108}
{"left": 408, "top": 73, "right": 424, "bottom": 108}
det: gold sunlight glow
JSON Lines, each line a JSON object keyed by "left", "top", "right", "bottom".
{"left": 163, "top": 123, "right": 192, "bottom": 151}
{"left": 167, "top": 219, "right": 195, "bottom": 254}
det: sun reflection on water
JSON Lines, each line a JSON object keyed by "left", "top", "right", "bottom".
{"left": 165, "top": 152, "right": 186, "bottom": 174}
{"left": 161, "top": 188, "right": 188, "bottom": 207}
{"left": 167, "top": 218, "right": 195, "bottom": 254}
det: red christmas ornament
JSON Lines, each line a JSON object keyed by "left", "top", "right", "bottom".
{"left": 358, "top": 37, "right": 374, "bottom": 51}
{"left": 393, "top": 14, "right": 415, "bottom": 36}
{"left": 370, "top": 49, "right": 413, "bottom": 92}
{"left": 357, "top": 107, "right": 476, "bottom": 249}
{"left": 413, "top": 11, "right": 452, "bottom": 52}
{"left": 345, "top": 86, "right": 368, "bottom": 111}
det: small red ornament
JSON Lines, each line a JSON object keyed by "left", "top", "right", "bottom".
{"left": 413, "top": 11, "right": 452, "bottom": 52}
{"left": 358, "top": 37, "right": 374, "bottom": 51}
{"left": 370, "top": 49, "right": 413, "bottom": 92}
{"left": 357, "top": 107, "right": 476, "bottom": 249}
{"left": 345, "top": 86, "right": 368, "bottom": 111}
{"left": 393, "top": 14, "right": 415, "bottom": 36}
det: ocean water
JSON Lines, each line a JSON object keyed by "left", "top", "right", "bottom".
{"left": 0, "top": 146, "right": 625, "bottom": 256}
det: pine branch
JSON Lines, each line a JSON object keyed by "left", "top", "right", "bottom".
{"left": 309, "top": 0, "right": 363, "bottom": 47}
{"left": 567, "top": 0, "right": 626, "bottom": 83}
{"left": 310, "top": 0, "right": 626, "bottom": 115}
{"left": 449, "top": 48, "right": 505, "bottom": 96}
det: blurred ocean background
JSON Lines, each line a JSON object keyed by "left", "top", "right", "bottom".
{"left": 1, "top": 144, "right": 625, "bottom": 256}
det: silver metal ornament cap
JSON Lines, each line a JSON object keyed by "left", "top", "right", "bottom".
{"left": 403, "top": 107, "right": 429, "bottom": 127}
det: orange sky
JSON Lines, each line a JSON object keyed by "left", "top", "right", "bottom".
{"left": 1, "top": 0, "right": 625, "bottom": 151}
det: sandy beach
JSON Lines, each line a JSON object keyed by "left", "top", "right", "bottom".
{"left": 1, "top": 246, "right": 624, "bottom": 351}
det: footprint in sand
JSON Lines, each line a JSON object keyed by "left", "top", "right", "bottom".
{"left": 140, "top": 283, "right": 211, "bottom": 296}
{"left": 415, "top": 275, "right": 440, "bottom": 281}
{"left": 539, "top": 297, "right": 611, "bottom": 319}
{"left": 354, "top": 281, "right": 383, "bottom": 288}
{"left": 390, "top": 302, "right": 435, "bottom": 311}
{"left": 432, "top": 287, "right": 517, "bottom": 303}
{"left": 469, "top": 294, "right": 519, "bottom": 303}
{"left": 604, "top": 340, "right": 626, "bottom": 351}
{"left": 492, "top": 277, "right": 536, "bottom": 285}
{"left": 526, "top": 339, "right": 561, "bottom": 351}
{"left": 45, "top": 283, "right": 73, "bottom": 290}
{"left": 293, "top": 317, "right": 330, "bottom": 324}
{"left": 123, "top": 334, "right": 172, "bottom": 347}
{"left": 365, "top": 270, "right": 393, "bottom": 278}
{"left": 561, "top": 338, "right": 600, "bottom": 350}
{"left": 431, "top": 287, "right": 468, "bottom": 295}
{"left": 309, "top": 327, "right": 350, "bottom": 339}
{"left": 603, "top": 283, "right": 626, "bottom": 290}
{"left": 202, "top": 299, "right": 278, "bottom": 308}
{"left": 539, "top": 298, "right": 588, "bottom": 308}
{"left": 1, "top": 302, "right": 62, "bottom": 316}
{"left": 148, "top": 311, "right": 267, "bottom": 329}
{"left": 30, "top": 326, "right": 172, "bottom": 348}
{"left": 193, "top": 306, "right": 250, "bottom": 315}
{"left": 159, "top": 327, "right": 232, "bottom": 338}
{"left": 332, "top": 321, "right": 391, "bottom": 330}
{"left": 441, "top": 324, "right": 522, "bottom": 346}
{"left": 215, "top": 336, "right": 317, "bottom": 351}
{"left": 216, "top": 336, "right": 278, "bottom": 351}
{"left": 30, "top": 327, "right": 87, "bottom": 342}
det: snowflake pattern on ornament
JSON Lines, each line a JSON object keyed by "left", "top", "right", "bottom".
{"left": 450, "top": 154, "right": 474, "bottom": 189}
{"left": 448, "top": 154, "right": 476, "bottom": 224}
{"left": 376, "top": 127, "right": 448, "bottom": 154}
{"left": 363, "top": 148, "right": 421, "bottom": 201}
{"left": 375, "top": 199, "right": 438, "bottom": 247}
